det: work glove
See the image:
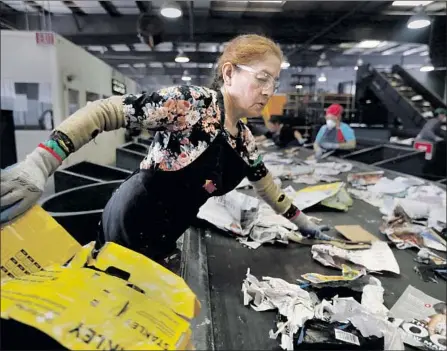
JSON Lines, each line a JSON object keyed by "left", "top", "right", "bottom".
{"left": 320, "top": 142, "right": 339, "bottom": 150}
{"left": 314, "top": 148, "right": 324, "bottom": 160}
{"left": 292, "top": 211, "right": 330, "bottom": 239}
{"left": 1, "top": 147, "right": 61, "bottom": 224}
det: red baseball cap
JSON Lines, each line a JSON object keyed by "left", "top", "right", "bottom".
{"left": 326, "top": 104, "right": 344, "bottom": 118}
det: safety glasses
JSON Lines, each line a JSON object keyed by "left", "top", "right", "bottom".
{"left": 236, "top": 64, "right": 280, "bottom": 93}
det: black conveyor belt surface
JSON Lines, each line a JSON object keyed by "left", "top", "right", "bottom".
{"left": 183, "top": 146, "right": 447, "bottom": 351}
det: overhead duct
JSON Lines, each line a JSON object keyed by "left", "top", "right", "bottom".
{"left": 137, "top": 14, "right": 165, "bottom": 49}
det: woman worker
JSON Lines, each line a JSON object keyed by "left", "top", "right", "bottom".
{"left": 313, "top": 103, "right": 356, "bottom": 158}
{"left": 1, "top": 34, "right": 327, "bottom": 262}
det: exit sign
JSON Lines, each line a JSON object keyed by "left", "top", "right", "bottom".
{"left": 35, "top": 32, "right": 55, "bottom": 45}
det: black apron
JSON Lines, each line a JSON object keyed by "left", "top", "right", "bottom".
{"left": 96, "top": 100, "right": 249, "bottom": 261}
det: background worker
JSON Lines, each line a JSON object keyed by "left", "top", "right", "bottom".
{"left": 1, "top": 34, "right": 328, "bottom": 263}
{"left": 265, "top": 115, "right": 306, "bottom": 148}
{"left": 416, "top": 107, "right": 446, "bottom": 143}
{"left": 313, "top": 103, "right": 356, "bottom": 158}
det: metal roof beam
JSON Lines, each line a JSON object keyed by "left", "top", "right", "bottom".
{"left": 104, "top": 53, "right": 426, "bottom": 68}
{"left": 99, "top": 1, "right": 122, "bottom": 17}
{"left": 4, "top": 13, "right": 430, "bottom": 45}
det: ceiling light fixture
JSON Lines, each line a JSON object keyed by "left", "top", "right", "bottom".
{"left": 420, "top": 64, "right": 434, "bottom": 72}
{"left": 354, "top": 66, "right": 359, "bottom": 71}
{"left": 160, "top": 1, "right": 182, "bottom": 18}
{"left": 181, "top": 70, "right": 192, "bottom": 81}
{"left": 407, "top": 7, "right": 431, "bottom": 29}
{"left": 175, "top": 52, "right": 190, "bottom": 63}
{"left": 318, "top": 73, "right": 327, "bottom": 82}
{"left": 392, "top": 1, "right": 432, "bottom": 6}
{"left": 281, "top": 60, "right": 290, "bottom": 69}
{"left": 110, "top": 44, "right": 130, "bottom": 52}
{"left": 357, "top": 40, "right": 381, "bottom": 49}
{"left": 295, "top": 84, "right": 303, "bottom": 89}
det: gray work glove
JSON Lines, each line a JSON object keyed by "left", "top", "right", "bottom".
{"left": 314, "top": 148, "right": 324, "bottom": 160}
{"left": 320, "top": 142, "right": 339, "bottom": 150}
{"left": 291, "top": 211, "right": 330, "bottom": 239}
{"left": 1, "top": 147, "right": 61, "bottom": 224}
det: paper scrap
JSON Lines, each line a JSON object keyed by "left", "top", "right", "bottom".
{"left": 361, "top": 276, "right": 389, "bottom": 319}
{"left": 389, "top": 285, "right": 446, "bottom": 351}
{"left": 334, "top": 329, "right": 360, "bottom": 345}
{"left": 329, "top": 297, "right": 404, "bottom": 350}
{"left": 293, "top": 182, "right": 352, "bottom": 211}
{"left": 348, "top": 171, "right": 384, "bottom": 187}
{"left": 311, "top": 241, "right": 400, "bottom": 274}
{"left": 242, "top": 269, "right": 315, "bottom": 350}
{"left": 301, "top": 264, "right": 365, "bottom": 284}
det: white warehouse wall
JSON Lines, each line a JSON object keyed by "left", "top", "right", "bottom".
{"left": 1, "top": 31, "right": 141, "bottom": 168}
{"left": 54, "top": 34, "right": 141, "bottom": 167}
{"left": 55, "top": 35, "right": 139, "bottom": 117}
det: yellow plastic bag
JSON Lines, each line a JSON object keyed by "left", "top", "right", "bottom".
{"left": 0, "top": 205, "right": 81, "bottom": 281}
{"left": 1, "top": 263, "right": 197, "bottom": 349}
{"left": 1, "top": 207, "right": 200, "bottom": 350}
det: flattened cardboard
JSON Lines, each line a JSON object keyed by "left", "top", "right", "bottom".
{"left": 335, "top": 225, "right": 379, "bottom": 243}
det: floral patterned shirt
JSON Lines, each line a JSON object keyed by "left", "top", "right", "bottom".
{"left": 122, "top": 85, "right": 263, "bottom": 175}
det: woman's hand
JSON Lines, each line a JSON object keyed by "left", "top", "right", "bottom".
{"left": 1, "top": 147, "right": 60, "bottom": 224}
{"left": 292, "top": 211, "right": 330, "bottom": 239}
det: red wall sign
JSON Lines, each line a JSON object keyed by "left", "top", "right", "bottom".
{"left": 35, "top": 32, "right": 55, "bottom": 45}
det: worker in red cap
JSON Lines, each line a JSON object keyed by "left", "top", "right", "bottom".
{"left": 313, "top": 103, "right": 356, "bottom": 158}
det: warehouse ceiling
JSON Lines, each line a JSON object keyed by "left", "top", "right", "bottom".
{"left": 1, "top": 0, "right": 445, "bottom": 89}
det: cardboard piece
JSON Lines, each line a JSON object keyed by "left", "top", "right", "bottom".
{"left": 0, "top": 205, "right": 82, "bottom": 281}
{"left": 335, "top": 225, "right": 379, "bottom": 243}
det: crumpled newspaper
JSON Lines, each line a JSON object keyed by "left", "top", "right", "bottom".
{"left": 311, "top": 241, "right": 400, "bottom": 274}
{"left": 347, "top": 171, "right": 384, "bottom": 187}
{"left": 314, "top": 295, "right": 404, "bottom": 350}
{"left": 242, "top": 269, "right": 316, "bottom": 350}
{"left": 313, "top": 162, "right": 353, "bottom": 176}
{"left": 380, "top": 196, "right": 446, "bottom": 230}
{"left": 197, "top": 191, "right": 298, "bottom": 249}
{"left": 348, "top": 187, "right": 388, "bottom": 208}
{"left": 293, "top": 173, "right": 339, "bottom": 185}
{"left": 266, "top": 164, "right": 315, "bottom": 180}
{"left": 415, "top": 248, "right": 446, "bottom": 265}
{"left": 243, "top": 270, "right": 404, "bottom": 350}
{"left": 380, "top": 210, "right": 446, "bottom": 251}
{"left": 197, "top": 190, "right": 259, "bottom": 236}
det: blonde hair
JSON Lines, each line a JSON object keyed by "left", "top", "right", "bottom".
{"left": 210, "top": 34, "right": 283, "bottom": 90}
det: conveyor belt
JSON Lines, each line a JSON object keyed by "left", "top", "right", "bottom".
{"left": 356, "top": 65, "right": 437, "bottom": 130}
{"left": 182, "top": 146, "right": 447, "bottom": 350}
